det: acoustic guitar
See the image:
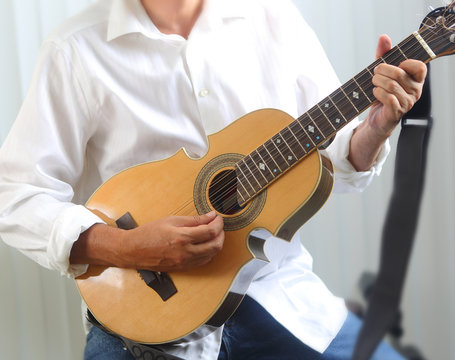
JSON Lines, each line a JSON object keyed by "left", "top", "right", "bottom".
{"left": 76, "top": 4, "right": 455, "bottom": 345}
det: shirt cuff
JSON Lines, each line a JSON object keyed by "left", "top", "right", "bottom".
{"left": 322, "top": 120, "right": 391, "bottom": 194}
{"left": 47, "top": 205, "right": 105, "bottom": 278}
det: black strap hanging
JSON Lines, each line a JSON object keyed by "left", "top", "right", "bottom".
{"left": 352, "top": 64, "right": 432, "bottom": 360}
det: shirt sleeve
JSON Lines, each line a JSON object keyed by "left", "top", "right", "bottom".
{"left": 0, "top": 41, "right": 104, "bottom": 277}
{"left": 319, "top": 119, "right": 390, "bottom": 193}
{"left": 276, "top": 0, "right": 390, "bottom": 193}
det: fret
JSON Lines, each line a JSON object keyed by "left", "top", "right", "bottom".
{"left": 295, "top": 117, "right": 317, "bottom": 151}
{"left": 278, "top": 127, "right": 299, "bottom": 166}
{"left": 396, "top": 45, "right": 409, "bottom": 60}
{"left": 383, "top": 46, "right": 408, "bottom": 66}
{"left": 234, "top": 169, "right": 250, "bottom": 203}
{"left": 255, "top": 147, "right": 275, "bottom": 182}
{"left": 401, "top": 33, "right": 433, "bottom": 63}
{"left": 250, "top": 150, "right": 271, "bottom": 186}
{"left": 317, "top": 103, "right": 337, "bottom": 131}
{"left": 353, "top": 70, "right": 375, "bottom": 106}
{"left": 257, "top": 144, "right": 282, "bottom": 178}
{"left": 298, "top": 115, "right": 325, "bottom": 146}
{"left": 264, "top": 140, "right": 285, "bottom": 174}
{"left": 254, "top": 147, "right": 275, "bottom": 182}
{"left": 329, "top": 89, "right": 358, "bottom": 123}
{"left": 306, "top": 111, "right": 327, "bottom": 139}
{"left": 322, "top": 95, "right": 348, "bottom": 130}
{"left": 308, "top": 106, "right": 334, "bottom": 137}
{"left": 366, "top": 58, "right": 384, "bottom": 76}
{"left": 242, "top": 155, "right": 263, "bottom": 191}
{"left": 237, "top": 159, "right": 256, "bottom": 196}
{"left": 353, "top": 77, "right": 373, "bottom": 103}
{"left": 341, "top": 80, "right": 369, "bottom": 113}
{"left": 270, "top": 134, "right": 291, "bottom": 167}
{"left": 288, "top": 122, "right": 309, "bottom": 157}
{"left": 273, "top": 129, "right": 297, "bottom": 168}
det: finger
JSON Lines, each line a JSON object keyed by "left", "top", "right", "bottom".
{"left": 188, "top": 228, "right": 224, "bottom": 257}
{"left": 172, "top": 211, "right": 218, "bottom": 227}
{"left": 399, "top": 59, "right": 427, "bottom": 84}
{"left": 372, "top": 86, "right": 409, "bottom": 120}
{"left": 373, "top": 65, "right": 420, "bottom": 99}
{"left": 185, "top": 215, "right": 224, "bottom": 244}
{"left": 376, "top": 34, "right": 392, "bottom": 59}
{"left": 171, "top": 248, "right": 220, "bottom": 271}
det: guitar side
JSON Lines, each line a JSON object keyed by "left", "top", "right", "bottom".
{"left": 76, "top": 108, "right": 334, "bottom": 344}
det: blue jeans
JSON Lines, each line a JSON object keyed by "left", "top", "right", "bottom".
{"left": 85, "top": 296, "right": 405, "bottom": 360}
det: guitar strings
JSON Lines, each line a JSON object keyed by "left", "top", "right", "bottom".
{"left": 209, "top": 26, "right": 442, "bottom": 211}
{"left": 175, "top": 26, "right": 440, "bottom": 217}
{"left": 174, "top": 25, "right": 449, "bottom": 218}
{"left": 170, "top": 14, "right": 454, "bottom": 218}
{"left": 215, "top": 13, "right": 455, "bottom": 214}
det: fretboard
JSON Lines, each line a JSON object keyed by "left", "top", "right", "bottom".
{"left": 235, "top": 31, "right": 434, "bottom": 205}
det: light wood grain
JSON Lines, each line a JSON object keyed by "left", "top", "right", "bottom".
{"left": 76, "top": 109, "right": 333, "bottom": 344}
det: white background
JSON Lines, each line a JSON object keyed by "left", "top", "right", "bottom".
{"left": 1, "top": 1, "right": 454, "bottom": 359}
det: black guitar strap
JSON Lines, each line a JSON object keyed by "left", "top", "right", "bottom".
{"left": 352, "top": 65, "right": 432, "bottom": 360}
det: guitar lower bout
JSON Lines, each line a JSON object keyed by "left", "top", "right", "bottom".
{"left": 76, "top": 108, "right": 335, "bottom": 345}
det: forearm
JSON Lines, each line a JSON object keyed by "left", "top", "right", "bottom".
{"left": 347, "top": 36, "right": 427, "bottom": 172}
{"left": 69, "top": 223, "right": 129, "bottom": 268}
{"left": 347, "top": 118, "right": 390, "bottom": 172}
{"left": 69, "top": 213, "right": 225, "bottom": 272}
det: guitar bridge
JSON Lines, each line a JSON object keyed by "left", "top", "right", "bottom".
{"left": 116, "top": 212, "right": 177, "bottom": 302}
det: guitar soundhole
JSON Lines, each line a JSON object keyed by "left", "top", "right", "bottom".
{"left": 208, "top": 170, "right": 244, "bottom": 215}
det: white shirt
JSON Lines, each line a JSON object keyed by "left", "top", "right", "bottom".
{"left": 0, "top": 0, "right": 389, "bottom": 358}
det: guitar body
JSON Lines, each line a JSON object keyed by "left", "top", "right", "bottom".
{"left": 76, "top": 108, "right": 334, "bottom": 344}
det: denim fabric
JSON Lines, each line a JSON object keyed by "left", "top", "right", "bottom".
{"left": 84, "top": 326, "right": 134, "bottom": 360}
{"left": 218, "top": 296, "right": 405, "bottom": 360}
{"left": 85, "top": 296, "right": 406, "bottom": 360}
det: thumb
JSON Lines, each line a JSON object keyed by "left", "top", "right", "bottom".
{"left": 376, "top": 34, "right": 392, "bottom": 59}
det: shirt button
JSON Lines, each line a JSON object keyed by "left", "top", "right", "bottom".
{"left": 198, "top": 89, "right": 210, "bottom": 97}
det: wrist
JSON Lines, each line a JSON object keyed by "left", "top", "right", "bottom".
{"left": 348, "top": 120, "right": 389, "bottom": 171}
{"left": 70, "top": 223, "right": 130, "bottom": 268}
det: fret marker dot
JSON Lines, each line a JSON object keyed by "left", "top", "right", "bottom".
{"left": 353, "top": 91, "right": 360, "bottom": 100}
{"left": 306, "top": 144, "right": 310, "bottom": 148}
{"left": 308, "top": 125, "right": 315, "bottom": 133}
{"left": 276, "top": 139, "right": 281, "bottom": 144}
{"left": 274, "top": 169, "right": 278, "bottom": 173}
{"left": 324, "top": 103, "right": 330, "bottom": 108}
{"left": 259, "top": 163, "right": 266, "bottom": 171}
{"left": 288, "top": 156, "right": 293, "bottom": 161}
{"left": 316, "top": 136, "right": 320, "bottom": 140}
{"left": 335, "top": 118, "right": 341, "bottom": 124}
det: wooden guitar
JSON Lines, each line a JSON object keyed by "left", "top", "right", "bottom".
{"left": 76, "top": 4, "right": 455, "bottom": 345}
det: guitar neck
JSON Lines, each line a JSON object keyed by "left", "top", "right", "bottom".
{"left": 236, "top": 31, "right": 435, "bottom": 205}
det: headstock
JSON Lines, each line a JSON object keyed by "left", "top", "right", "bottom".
{"left": 419, "top": 1, "right": 455, "bottom": 59}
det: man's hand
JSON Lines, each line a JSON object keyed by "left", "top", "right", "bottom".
{"left": 125, "top": 211, "right": 225, "bottom": 271}
{"left": 369, "top": 34, "right": 428, "bottom": 137}
{"left": 70, "top": 211, "right": 225, "bottom": 272}
{"left": 348, "top": 34, "right": 427, "bottom": 171}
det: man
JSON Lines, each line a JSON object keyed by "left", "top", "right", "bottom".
{"left": 0, "top": 0, "right": 426, "bottom": 359}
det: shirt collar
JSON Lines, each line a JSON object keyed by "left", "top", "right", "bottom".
{"left": 107, "top": 0, "right": 154, "bottom": 41}
{"left": 106, "top": 0, "right": 247, "bottom": 42}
